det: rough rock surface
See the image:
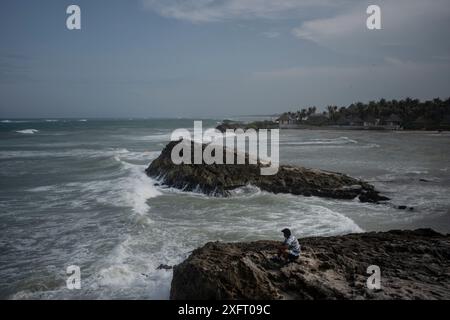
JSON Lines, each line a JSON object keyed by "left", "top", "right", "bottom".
{"left": 146, "top": 140, "right": 389, "bottom": 203}
{"left": 170, "top": 229, "right": 450, "bottom": 300}
{"left": 216, "top": 120, "right": 278, "bottom": 132}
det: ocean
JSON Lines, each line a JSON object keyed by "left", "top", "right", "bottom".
{"left": 0, "top": 118, "right": 449, "bottom": 299}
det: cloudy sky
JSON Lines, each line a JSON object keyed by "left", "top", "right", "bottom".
{"left": 1, "top": 0, "right": 449, "bottom": 118}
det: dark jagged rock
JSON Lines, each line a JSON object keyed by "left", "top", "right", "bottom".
{"left": 170, "top": 229, "right": 450, "bottom": 300}
{"left": 397, "top": 205, "right": 414, "bottom": 211}
{"left": 216, "top": 120, "right": 278, "bottom": 133}
{"left": 145, "top": 140, "right": 389, "bottom": 203}
{"left": 359, "top": 190, "right": 390, "bottom": 203}
{"left": 157, "top": 264, "right": 173, "bottom": 270}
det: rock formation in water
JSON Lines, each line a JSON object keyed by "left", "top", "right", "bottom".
{"left": 145, "top": 140, "right": 389, "bottom": 203}
{"left": 170, "top": 229, "right": 450, "bottom": 300}
{"left": 216, "top": 120, "right": 278, "bottom": 132}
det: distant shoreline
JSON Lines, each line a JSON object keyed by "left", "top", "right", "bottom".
{"left": 216, "top": 119, "right": 450, "bottom": 132}
{"left": 288, "top": 124, "right": 450, "bottom": 132}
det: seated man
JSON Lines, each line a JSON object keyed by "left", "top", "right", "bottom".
{"left": 278, "top": 228, "right": 301, "bottom": 262}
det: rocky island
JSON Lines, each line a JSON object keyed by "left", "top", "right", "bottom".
{"left": 170, "top": 229, "right": 450, "bottom": 300}
{"left": 146, "top": 140, "right": 389, "bottom": 203}
{"left": 215, "top": 119, "right": 278, "bottom": 132}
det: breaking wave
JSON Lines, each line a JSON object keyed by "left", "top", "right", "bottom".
{"left": 15, "top": 129, "right": 39, "bottom": 134}
{"left": 26, "top": 149, "right": 162, "bottom": 217}
{"left": 2, "top": 120, "right": 30, "bottom": 123}
{"left": 282, "top": 136, "right": 358, "bottom": 146}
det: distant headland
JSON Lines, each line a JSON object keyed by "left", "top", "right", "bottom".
{"left": 219, "top": 97, "right": 450, "bottom": 131}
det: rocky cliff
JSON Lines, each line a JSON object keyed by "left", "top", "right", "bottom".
{"left": 146, "top": 140, "right": 389, "bottom": 203}
{"left": 170, "top": 229, "right": 450, "bottom": 300}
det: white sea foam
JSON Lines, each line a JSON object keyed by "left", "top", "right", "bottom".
{"left": 0, "top": 148, "right": 160, "bottom": 161}
{"left": 282, "top": 136, "right": 358, "bottom": 146}
{"left": 0, "top": 149, "right": 108, "bottom": 159}
{"left": 428, "top": 132, "right": 450, "bottom": 136}
{"left": 113, "top": 155, "right": 162, "bottom": 215}
{"left": 163, "top": 183, "right": 364, "bottom": 238}
{"left": 2, "top": 120, "right": 30, "bottom": 123}
{"left": 61, "top": 165, "right": 161, "bottom": 216}
{"left": 15, "top": 129, "right": 39, "bottom": 134}
{"left": 27, "top": 185, "right": 56, "bottom": 192}
{"left": 24, "top": 148, "right": 162, "bottom": 216}
{"left": 126, "top": 133, "right": 171, "bottom": 142}
{"left": 223, "top": 131, "right": 237, "bottom": 138}
{"left": 304, "top": 205, "right": 364, "bottom": 235}
{"left": 230, "top": 184, "right": 262, "bottom": 197}
{"left": 121, "top": 165, "right": 162, "bottom": 216}
{"left": 115, "top": 150, "right": 160, "bottom": 162}
{"left": 92, "top": 234, "right": 174, "bottom": 299}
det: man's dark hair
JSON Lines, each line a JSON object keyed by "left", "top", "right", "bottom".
{"left": 281, "top": 228, "right": 291, "bottom": 237}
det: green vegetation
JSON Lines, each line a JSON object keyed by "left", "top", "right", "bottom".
{"left": 280, "top": 97, "right": 450, "bottom": 130}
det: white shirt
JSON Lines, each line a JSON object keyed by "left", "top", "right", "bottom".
{"left": 284, "top": 235, "right": 301, "bottom": 256}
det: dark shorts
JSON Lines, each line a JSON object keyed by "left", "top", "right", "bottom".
{"left": 288, "top": 253, "right": 299, "bottom": 262}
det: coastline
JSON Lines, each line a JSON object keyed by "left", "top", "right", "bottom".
{"left": 215, "top": 119, "right": 450, "bottom": 132}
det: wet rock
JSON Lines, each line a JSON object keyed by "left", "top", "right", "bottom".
{"left": 146, "top": 140, "right": 389, "bottom": 203}
{"left": 397, "top": 205, "right": 414, "bottom": 211}
{"left": 170, "top": 229, "right": 450, "bottom": 300}
{"left": 359, "top": 190, "right": 390, "bottom": 203}
{"left": 157, "top": 264, "right": 173, "bottom": 270}
{"left": 216, "top": 120, "right": 278, "bottom": 132}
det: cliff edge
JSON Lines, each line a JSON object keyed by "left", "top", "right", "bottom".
{"left": 170, "top": 229, "right": 450, "bottom": 300}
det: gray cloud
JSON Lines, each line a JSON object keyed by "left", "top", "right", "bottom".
{"left": 291, "top": 0, "right": 450, "bottom": 60}
{"left": 261, "top": 31, "right": 280, "bottom": 38}
{"left": 142, "top": 0, "right": 346, "bottom": 23}
{"left": 249, "top": 57, "right": 450, "bottom": 109}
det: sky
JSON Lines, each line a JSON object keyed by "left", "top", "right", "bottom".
{"left": 1, "top": 0, "right": 450, "bottom": 118}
